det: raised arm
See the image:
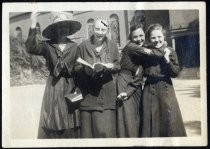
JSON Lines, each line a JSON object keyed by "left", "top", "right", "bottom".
{"left": 164, "top": 48, "right": 181, "bottom": 77}
{"left": 25, "top": 12, "right": 46, "bottom": 56}
{"left": 126, "top": 42, "right": 165, "bottom": 58}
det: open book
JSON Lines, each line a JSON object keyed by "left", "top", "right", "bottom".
{"left": 76, "top": 57, "right": 109, "bottom": 69}
{"left": 64, "top": 93, "right": 83, "bottom": 103}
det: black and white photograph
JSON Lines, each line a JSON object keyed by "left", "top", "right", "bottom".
{"left": 2, "top": 2, "right": 207, "bottom": 147}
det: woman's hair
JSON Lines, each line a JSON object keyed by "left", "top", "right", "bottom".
{"left": 128, "top": 24, "right": 144, "bottom": 41}
{"left": 145, "top": 23, "right": 166, "bottom": 42}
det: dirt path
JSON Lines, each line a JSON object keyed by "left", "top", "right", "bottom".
{"left": 10, "top": 79, "right": 201, "bottom": 139}
{"left": 173, "top": 79, "right": 201, "bottom": 136}
{"left": 10, "top": 85, "right": 45, "bottom": 139}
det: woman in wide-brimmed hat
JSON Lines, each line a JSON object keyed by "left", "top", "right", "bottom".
{"left": 26, "top": 12, "right": 82, "bottom": 138}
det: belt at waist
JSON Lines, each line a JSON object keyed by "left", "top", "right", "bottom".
{"left": 50, "top": 72, "right": 72, "bottom": 78}
{"left": 146, "top": 76, "right": 171, "bottom": 84}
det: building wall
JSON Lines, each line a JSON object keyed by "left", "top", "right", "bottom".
{"left": 10, "top": 11, "right": 128, "bottom": 49}
{"left": 169, "top": 10, "right": 199, "bottom": 30}
{"left": 10, "top": 10, "right": 199, "bottom": 39}
{"left": 127, "top": 10, "right": 170, "bottom": 29}
{"left": 126, "top": 10, "right": 171, "bottom": 46}
{"left": 10, "top": 13, "right": 30, "bottom": 39}
{"left": 169, "top": 10, "right": 200, "bottom": 69}
{"left": 9, "top": 10, "right": 200, "bottom": 78}
{"left": 73, "top": 11, "right": 127, "bottom": 48}
{"left": 10, "top": 10, "right": 200, "bottom": 47}
{"left": 145, "top": 10, "right": 170, "bottom": 29}
{"left": 10, "top": 13, "right": 53, "bottom": 40}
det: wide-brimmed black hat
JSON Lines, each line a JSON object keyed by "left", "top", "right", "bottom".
{"left": 42, "top": 12, "right": 81, "bottom": 39}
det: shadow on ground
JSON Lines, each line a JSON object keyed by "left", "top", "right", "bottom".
{"left": 175, "top": 85, "right": 200, "bottom": 98}
{"left": 184, "top": 121, "right": 201, "bottom": 136}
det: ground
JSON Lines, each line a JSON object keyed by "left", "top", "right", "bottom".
{"left": 10, "top": 79, "right": 201, "bottom": 139}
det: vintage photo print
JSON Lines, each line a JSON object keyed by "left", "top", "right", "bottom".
{"left": 2, "top": 2, "right": 207, "bottom": 147}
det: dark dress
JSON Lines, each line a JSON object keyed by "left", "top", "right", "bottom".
{"left": 141, "top": 45, "right": 187, "bottom": 137}
{"left": 116, "top": 42, "right": 165, "bottom": 137}
{"left": 116, "top": 43, "right": 143, "bottom": 138}
{"left": 25, "top": 28, "right": 80, "bottom": 138}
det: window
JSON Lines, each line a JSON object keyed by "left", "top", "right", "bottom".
{"left": 15, "top": 26, "right": 22, "bottom": 39}
{"left": 110, "top": 14, "right": 120, "bottom": 47}
{"left": 87, "top": 18, "right": 95, "bottom": 38}
{"left": 130, "top": 10, "right": 146, "bottom": 30}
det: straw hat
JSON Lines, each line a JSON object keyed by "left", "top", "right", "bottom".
{"left": 42, "top": 11, "right": 81, "bottom": 39}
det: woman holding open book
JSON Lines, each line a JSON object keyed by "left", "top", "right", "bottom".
{"left": 74, "top": 19, "right": 120, "bottom": 138}
{"left": 25, "top": 12, "right": 82, "bottom": 138}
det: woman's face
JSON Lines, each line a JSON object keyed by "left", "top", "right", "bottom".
{"left": 149, "top": 29, "right": 165, "bottom": 48}
{"left": 93, "top": 20, "right": 108, "bottom": 42}
{"left": 56, "top": 25, "right": 70, "bottom": 39}
{"left": 131, "top": 28, "right": 145, "bottom": 46}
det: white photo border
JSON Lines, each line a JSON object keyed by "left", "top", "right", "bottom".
{"left": 2, "top": 2, "right": 207, "bottom": 147}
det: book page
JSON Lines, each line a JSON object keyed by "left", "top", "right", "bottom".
{"left": 93, "top": 62, "right": 109, "bottom": 68}
{"left": 76, "top": 57, "right": 94, "bottom": 69}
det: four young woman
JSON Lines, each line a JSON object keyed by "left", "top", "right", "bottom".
{"left": 26, "top": 12, "right": 186, "bottom": 138}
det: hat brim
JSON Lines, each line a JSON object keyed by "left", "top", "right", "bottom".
{"left": 42, "top": 20, "right": 81, "bottom": 39}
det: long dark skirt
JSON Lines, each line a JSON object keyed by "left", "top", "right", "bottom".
{"left": 80, "top": 110, "right": 116, "bottom": 138}
{"left": 37, "top": 75, "right": 80, "bottom": 139}
{"left": 141, "top": 78, "right": 187, "bottom": 137}
{"left": 116, "top": 73, "right": 142, "bottom": 137}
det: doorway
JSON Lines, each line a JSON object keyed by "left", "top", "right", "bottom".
{"left": 175, "top": 34, "right": 200, "bottom": 68}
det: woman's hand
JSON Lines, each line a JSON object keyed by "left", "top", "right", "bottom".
{"left": 30, "top": 12, "right": 41, "bottom": 28}
{"left": 163, "top": 47, "right": 171, "bottom": 54}
{"left": 117, "top": 92, "right": 128, "bottom": 101}
{"left": 105, "top": 63, "right": 114, "bottom": 69}
{"left": 143, "top": 48, "right": 152, "bottom": 55}
{"left": 164, "top": 48, "right": 171, "bottom": 63}
{"left": 84, "top": 66, "right": 94, "bottom": 76}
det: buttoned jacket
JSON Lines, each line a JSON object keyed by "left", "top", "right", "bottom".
{"left": 74, "top": 36, "right": 120, "bottom": 111}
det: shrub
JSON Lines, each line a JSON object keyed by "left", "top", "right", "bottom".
{"left": 10, "top": 36, "right": 49, "bottom": 86}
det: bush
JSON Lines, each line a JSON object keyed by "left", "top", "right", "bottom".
{"left": 10, "top": 36, "right": 49, "bottom": 86}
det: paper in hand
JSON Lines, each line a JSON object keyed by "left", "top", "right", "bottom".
{"left": 64, "top": 93, "right": 83, "bottom": 103}
{"left": 76, "top": 57, "right": 108, "bottom": 70}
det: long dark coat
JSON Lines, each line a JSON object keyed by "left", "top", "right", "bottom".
{"left": 141, "top": 45, "right": 187, "bottom": 137}
{"left": 116, "top": 42, "right": 143, "bottom": 138}
{"left": 25, "top": 28, "right": 80, "bottom": 138}
{"left": 74, "top": 36, "right": 120, "bottom": 111}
